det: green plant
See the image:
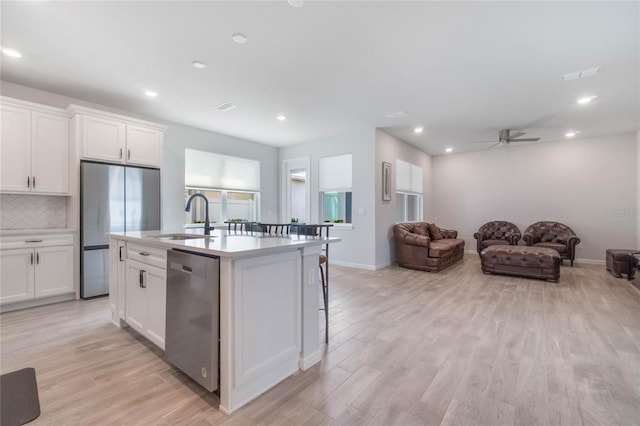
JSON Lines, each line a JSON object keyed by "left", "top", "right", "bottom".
{"left": 333, "top": 219, "right": 344, "bottom": 223}
{"left": 291, "top": 217, "right": 298, "bottom": 223}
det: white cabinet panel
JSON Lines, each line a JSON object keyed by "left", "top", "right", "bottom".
{"left": 109, "top": 239, "right": 127, "bottom": 326}
{"left": 0, "top": 104, "right": 31, "bottom": 192}
{"left": 0, "top": 248, "right": 35, "bottom": 304}
{"left": 145, "top": 265, "right": 166, "bottom": 349}
{"left": 125, "top": 258, "right": 166, "bottom": 350}
{"left": 1, "top": 99, "right": 70, "bottom": 195}
{"left": 125, "top": 259, "right": 148, "bottom": 335}
{"left": 81, "top": 115, "right": 126, "bottom": 163}
{"left": 34, "top": 245, "right": 74, "bottom": 298}
{"left": 31, "top": 111, "right": 70, "bottom": 194}
{"left": 126, "top": 125, "right": 162, "bottom": 167}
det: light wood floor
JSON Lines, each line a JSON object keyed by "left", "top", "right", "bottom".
{"left": 1, "top": 256, "right": 639, "bottom": 425}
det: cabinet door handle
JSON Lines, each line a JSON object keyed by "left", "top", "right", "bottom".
{"left": 139, "top": 270, "right": 146, "bottom": 288}
{"left": 25, "top": 239, "right": 43, "bottom": 243}
{"left": 32, "top": 176, "right": 36, "bottom": 188}
{"left": 30, "top": 253, "right": 34, "bottom": 265}
{"left": 120, "top": 148, "right": 123, "bottom": 159}
{"left": 36, "top": 252, "right": 39, "bottom": 264}
{"left": 139, "top": 252, "right": 150, "bottom": 256}
{"left": 27, "top": 176, "right": 30, "bottom": 188}
{"left": 127, "top": 149, "right": 131, "bottom": 160}
{"left": 119, "top": 246, "right": 124, "bottom": 261}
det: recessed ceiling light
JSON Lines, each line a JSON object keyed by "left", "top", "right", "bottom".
{"left": 232, "top": 33, "right": 248, "bottom": 44}
{"left": 144, "top": 90, "right": 158, "bottom": 98}
{"left": 192, "top": 61, "right": 206, "bottom": 69}
{"left": 276, "top": 114, "right": 287, "bottom": 121}
{"left": 414, "top": 126, "right": 424, "bottom": 134}
{"left": 577, "top": 96, "right": 597, "bottom": 104}
{"left": 1, "top": 48, "right": 22, "bottom": 58}
{"left": 214, "top": 102, "right": 237, "bottom": 112}
{"left": 385, "top": 110, "right": 409, "bottom": 119}
{"left": 565, "top": 131, "right": 580, "bottom": 138}
{"left": 445, "top": 147, "right": 454, "bottom": 153}
{"left": 288, "top": 0, "right": 304, "bottom": 7}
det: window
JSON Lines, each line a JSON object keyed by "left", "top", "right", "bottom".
{"left": 395, "top": 159, "right": 423, "bottom": 222}
{"left": 185, "top": 189, "right": 258, "bottom": 224}
{"left": 318, "top": 153, "right": 352, "bottom": 224}
{"left": 184, "top": 150, "right": 260, "bottom": 225}
{"left": 321, "top": 191, "right": 352, "bottom": 223}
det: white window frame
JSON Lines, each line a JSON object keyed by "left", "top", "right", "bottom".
{"left": 396, "top": 191, "right": 423, "bottom": 223}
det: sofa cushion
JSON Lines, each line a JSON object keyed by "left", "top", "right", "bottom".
{"left": 414, "top": 224, "right": 429, "bottom": 237}
{"left": 428, "top": 223, "right": 443, "bottom": 240}
{"left": 534, "top": 242, "right": 569, "bottom": 253}
{"left": 481, "top": 239, "right": 510, "bottom": 249}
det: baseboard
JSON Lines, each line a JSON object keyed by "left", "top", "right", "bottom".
{"left": 374, "top": 260, "right": 392, "bottom": 270}
{"left": 574, "top": 258, "right": 605, "bottom": 266}
{"left": 299, "top": 350, "right": 321, "bottom": 370}
{"left": 0, "top": 292, "right": 76, "bottom": 313}
{"left": 330, "top": 260, "right": 377, "bottom": 270}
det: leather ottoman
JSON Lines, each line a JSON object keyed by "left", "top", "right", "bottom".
{"left": 480, "top": 245, "right": 561, "bottom": 282}
{"left": 605, "top": 249, "right": 639, "bottom": 278}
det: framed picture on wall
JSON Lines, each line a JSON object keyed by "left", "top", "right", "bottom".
{"left": 382, "top": 161, "right": 391, "bottom": 201}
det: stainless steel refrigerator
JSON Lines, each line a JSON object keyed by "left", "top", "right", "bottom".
{"left": 81, "top": 161, "right": 161, "bottom": 298}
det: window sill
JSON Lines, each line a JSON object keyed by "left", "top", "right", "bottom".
{"left": 329, "top": 223, "right": 353, "bottom": 230}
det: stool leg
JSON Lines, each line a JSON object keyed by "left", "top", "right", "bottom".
{"left": 320, "top": 265, "right": 328, "bottom": 344}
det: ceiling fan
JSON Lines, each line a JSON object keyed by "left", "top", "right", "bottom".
{"left": 475, "top": 129, "right": 541, "bottom": 149}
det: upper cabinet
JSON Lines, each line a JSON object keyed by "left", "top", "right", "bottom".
{"left": 0, "top": 98, "right": 70, "bottom": 194}
{"left": 69, "top": 105, "right": 166, "bottom": 168}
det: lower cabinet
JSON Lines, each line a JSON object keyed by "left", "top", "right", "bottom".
{"left": 125, "top": 258, "right": 166, "bottom": 350}
{"left": 0, "top": 235, "right": 74, "bottom": 305}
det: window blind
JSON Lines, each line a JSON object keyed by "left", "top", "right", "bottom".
{"left": 318, "top": 153, "right": 352, "bottom": 191}
{"left": 396, "top": 159, "right": 423, "bottom": 194}
{"left": 185, "top": 149, "right": 260, "bottom": 191}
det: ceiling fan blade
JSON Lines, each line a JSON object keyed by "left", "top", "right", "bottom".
{"left": 508, "top": 131, "right": 526, "bottom": 139}
{"left": 487, "top": 142, "right": 502, "bottom": 149}
{"left": 472, "top": 140, "right": 498, "bottom": 143}
{"left": 510, "top": 138, "right": 541, "bottom": 142}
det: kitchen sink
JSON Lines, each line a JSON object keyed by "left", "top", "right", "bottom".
{"left": 151, "top": 233, "right": 210, "bottom": 240}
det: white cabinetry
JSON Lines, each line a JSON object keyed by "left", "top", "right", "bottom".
{"left": 109, "top": 238, "right": 126, "bottom": 326}
{"left": 0, "top": 234, "right": 75, "bottom": 305}
{"left": 70, "top": 105, "right": 166, "bottom": 168}
{"left": 0, "top": 98, "right": 69, "bottom": 194}
{"left": 124, "top": 243, "right": 167, "bottom": 349}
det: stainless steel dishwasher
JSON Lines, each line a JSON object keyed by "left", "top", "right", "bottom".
{"left": 166, "top": 249, "right": 220, "bottom": 392}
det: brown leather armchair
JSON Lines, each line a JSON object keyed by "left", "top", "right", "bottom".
{"left": 523, "top": 221, "right": 581, "bottom": 266}
{"left": 473, "top": 221, "right": 521, "bottom": 254}
{"left": 393, "top": 222, "right": 465, "bottom": 272}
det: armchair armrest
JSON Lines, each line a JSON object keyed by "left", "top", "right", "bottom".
{"left": 439, "top": 228, "right": 458, "bottom": 239}
{"left": 398, "top": 232, "right": 431, "bottom": 247}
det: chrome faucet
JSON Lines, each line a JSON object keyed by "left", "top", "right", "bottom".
{"left": 185, "top": 193, "right": 212, "bottom": 235}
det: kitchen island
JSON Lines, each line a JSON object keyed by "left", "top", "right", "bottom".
{"left": 108, "top": 228, "right": 339, "bottom": 414}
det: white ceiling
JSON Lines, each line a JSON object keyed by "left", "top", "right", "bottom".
{"left": 1, "top": 1, "right": 638, "bottom": 155}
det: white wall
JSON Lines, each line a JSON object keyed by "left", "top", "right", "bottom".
{"left": 637, "top": 129, "right": 640, "bottom": 248}
{"left": 375, "top": 129, "right": 432, "bottom": 268}
{"left": 0, "top": 81, "right": 279, "bottom": 230}
{"left": 432, "top": 133, "right": 637, "bottom": 262}
{"left": 279, "top": 128, "right": 376, "bottom": 269}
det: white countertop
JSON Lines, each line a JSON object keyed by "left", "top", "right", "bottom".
{"left": 109, "top": 228, "right": 339, "bottom": 258}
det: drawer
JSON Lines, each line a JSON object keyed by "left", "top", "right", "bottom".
{"left": 127, "top": 243, "right": 167, "bottom": 269}
{"left": 0, "top": 233, "right": 74, "bottom": 250}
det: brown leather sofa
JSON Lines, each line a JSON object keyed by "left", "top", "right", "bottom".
{"left": 523, "top": 221, "right": 581, "bottom": 266}
{"left": 473, "top": 221, "right": 521, "bottom": 254}
{"left": 393, "top": 222, "right": 465, "bottom": 272}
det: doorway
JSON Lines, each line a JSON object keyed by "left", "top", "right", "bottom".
{"left": 284, "top": 157, "right": 310, "bottom": 223}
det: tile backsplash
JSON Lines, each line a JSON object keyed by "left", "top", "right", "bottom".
{"left": 1, "top": 194, "right": 67, "bottom": 229}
